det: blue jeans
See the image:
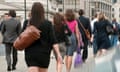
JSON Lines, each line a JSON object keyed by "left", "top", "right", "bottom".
{"left": 66, "top": 33, "right": 77, "bottom": 56}
{"left": 110, "top": 35, "right": 118, "bottom": 47}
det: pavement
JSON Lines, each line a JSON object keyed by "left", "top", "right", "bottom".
{"left": 0, "top": 44, "right": 95, "bottom": 72}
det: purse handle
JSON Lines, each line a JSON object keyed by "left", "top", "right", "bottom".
{"left": 77, "top": 19, "right": 87, "bottom": 32}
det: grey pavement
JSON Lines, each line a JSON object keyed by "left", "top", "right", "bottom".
{"left": 0, "top": 44, "right": 95, "bottom": 72}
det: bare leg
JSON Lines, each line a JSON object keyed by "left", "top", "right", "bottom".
{"left": 28, "top": 66, "right": 39, "bottom": 72}
{"left": 57, "top": 60, "right": 62, "bottom": 72}
{"left": 65, "top": 56, "right": 73, "bottom": 72}
{"left": 39, "top": 68, "right": 48, "bottom": 72}
{"left": 101, "top": 49, "right": 107, "bottom": 55}
{"left": 96, "top": 50, "right": 102, "bottom": 57}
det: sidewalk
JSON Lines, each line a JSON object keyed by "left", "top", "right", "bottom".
{"left": 0, "top": 44, "right": 95, "bottom": 72}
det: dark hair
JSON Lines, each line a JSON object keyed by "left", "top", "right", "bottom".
{"left": 54, "top": 13, "right": 65, "bottom": 32}
{"left": 94, "top": 13, "right": 98, "bottom": 18}
{"left": 30, "top": 2, "right": 45, "bottom": 27}
{"left": 65, "top": 9, "right": 75, "bottom": 22}
{"left": 4, "top": 13, "right": 9, "bottom": 16}
{"left": 9, "top": 10, "right": 16, "bottom": 17}
{"left": 78, "top": 9, "right": 84, "bottom": 16}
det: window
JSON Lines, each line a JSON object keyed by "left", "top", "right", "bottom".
{"left": 58, "top": 8, "right": 63, "bottom": 12}
{"left": 112, "top": 8, "right": 114, "bottom": 11}
{"left": 112, "top": 14, "right": 114, "bottom": 17}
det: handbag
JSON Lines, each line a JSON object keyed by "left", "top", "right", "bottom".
{"left": 74, "top": 47, "right": 82, "bottom": 68}
{"left": 13, "top": 25, "right": 41, "bottom": 51}
{"left": 106, "top": 25, "right": 114, "bottom": 35}
{"left": 77, "top": 19, "right": 91, "bottom": 40}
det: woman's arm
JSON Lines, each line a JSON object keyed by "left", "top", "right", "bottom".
{"left": 75, "top": 23, "right": 81, "bottom": 47}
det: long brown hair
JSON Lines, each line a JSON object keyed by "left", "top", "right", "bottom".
{"left": 53, "top": 13, "right": 65, "bottom": 32}
{"left": 65, "top": 9, "right": 75, "bottom": 22}
{"left": 98, "top": 12, "right": 105, "bottom": 21}
{"left": 30, "top": 2, "right": 45, "bottom": 27}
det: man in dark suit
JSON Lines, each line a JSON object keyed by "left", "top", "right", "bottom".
{"left": 1, "top": 10, "right": 21, "bottom": 71}
{"left": 77, "top": 9, "right": 92, "bottom": 62}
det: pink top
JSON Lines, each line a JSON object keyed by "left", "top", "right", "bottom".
{"left": 66, "top": 20, "right": 77, "bottom": 33}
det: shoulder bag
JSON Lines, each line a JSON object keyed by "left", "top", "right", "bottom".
{"left": 13, "top": 25, "right": 41, "bottom": 51}
{"left": 78, "top": 19, "right": 91, "bottom": 40}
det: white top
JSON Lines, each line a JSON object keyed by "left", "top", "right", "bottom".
{"left": 91, "top": 18, "right": 98, "bottom": 32}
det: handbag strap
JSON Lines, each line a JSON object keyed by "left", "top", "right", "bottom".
{"left": 77, "top": 19, "right": 87, "bottom": 32}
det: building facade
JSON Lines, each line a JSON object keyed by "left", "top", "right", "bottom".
{"left": 50, "top": 0, "right": 112, "bottom": 20}
{"left": 112, "top": 2, "right": 120, "bottom": 23}
{"left": 112, "top": 0, "right": 117, "bottom": 3}
{"left": 89, "top": 0, "right": 112, "bottom": 20}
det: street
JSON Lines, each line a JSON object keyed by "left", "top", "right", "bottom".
{"left": 0, "top": 44, "right": 95, "bottom": 72}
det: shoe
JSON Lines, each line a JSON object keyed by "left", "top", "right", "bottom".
{"left": 7, "top": 66, "right": 12, "bottom": 71}
{"left": 82, "top": 59, "right": 86, "bottom": 63}
{"left": 12, "top": 66, "right": 16, "bottom": 70}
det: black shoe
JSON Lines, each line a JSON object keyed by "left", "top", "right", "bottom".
{"left": 82, "top": 59, "right": 86, "bottom": 63}
{"left": 7, "top": 66, "right": 12, "bottom": 71}
{"left": 12, "top": 66, "right": 16, "bottom": 70}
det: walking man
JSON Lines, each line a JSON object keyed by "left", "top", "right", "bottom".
{"left": 77, "top": 9, "right": 92, "bottom": 62}
{"left": 1, "top": 10, "right": 21, "bottom": 71}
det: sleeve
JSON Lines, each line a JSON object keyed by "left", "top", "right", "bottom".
{"left": 93, "top": 22, "right": 97, "bottom": 34}
{"left": 107, "top": 20, "right": 113, "bottom": 27}
{"left": 0, "top": 21, "right": 5, "bottom": 35}
{"left": 49, "top": 22, "right": 58, "bottom": 45}
{"left": 87, "top": 18, "right": 92, "bottom": 37}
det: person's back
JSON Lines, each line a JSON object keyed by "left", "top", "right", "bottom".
{"left": 77, "top": 9, "right": 91, "bottom": 62}
{"left": 0, "top": 10, "right": 21, "bottom": 71}
{"left": 25, "top": 20, "right": 56, "bottom": 54}
{"left": 1, "top": 18, "right": 21, "bottom": 43}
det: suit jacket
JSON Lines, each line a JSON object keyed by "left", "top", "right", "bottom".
{"left": 78, "top": 16, "right": 91, "bottom": 44}
{"left": 1, "top": 18, "right": 21, "bottom": 43}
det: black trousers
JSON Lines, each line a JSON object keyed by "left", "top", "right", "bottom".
{"left": 5, "top": 43, "right": 18, "bottom": 67}
{"left": 81, "top": 38, "right": 88, "bottom": 61}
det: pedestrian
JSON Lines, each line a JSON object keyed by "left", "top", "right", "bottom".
{"left": 65, "top": 9, "right": 80, "bottom": 72}
{"left": 77, "top": 9, "right": 92, "bottom": 62}
{"left": 53, "top": 13, "right": 72, "bottom": 72}
{"left": 24, "top": 2, "right": 62, "bottom": 72}
{"left": 0, "top": 13, "right": 10, "bottom": 31}
{"left": 110, "top": 18, "right": 119, "bottom": 47}
{"left": 1, "top": 10, "right": 21, "bottom": 71}
{"left": 91, "top": 13, "right": 99, "bottom": 57}
{"left": 93, "top": 12, "right": 111, "bottom": 56}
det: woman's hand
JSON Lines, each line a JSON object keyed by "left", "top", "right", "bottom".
{"left": 90, "top": 35, "right": 94, "bottom": 43}
{"left": 53, "top": 44, "right": 63, "bottom": 64}
{"left": 57, "top": 54, "right": 63, "bottom": 64}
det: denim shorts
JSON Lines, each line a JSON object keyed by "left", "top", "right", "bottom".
{"left": 66, "top": 33, "right": 77, "bottom": 56}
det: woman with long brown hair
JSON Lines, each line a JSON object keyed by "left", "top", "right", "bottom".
{"left": 65, "top": 9, "right": 81, "bottom": 72}
{"left": 24, "top": 2, "right": 62, "bottom": 72}
{"left": 53, "top": 13, "right": 71, "bottom": 72}
{"left": 93, "top": 12, "right": 111, "bottom": 56}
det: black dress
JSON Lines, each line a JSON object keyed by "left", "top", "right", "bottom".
{"left": 94, "top": 20, "right": 111, "bottom": 50}
{"left": 25, "top": 20, "right": 57, "bottom": 68}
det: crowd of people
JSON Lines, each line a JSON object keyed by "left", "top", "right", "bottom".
{"left": 0, "top": 2, "right": 120, "bottom": 72}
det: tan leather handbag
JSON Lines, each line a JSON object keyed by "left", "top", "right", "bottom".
{"left": 13, "top": 25, "right": 41, "bottom": 51}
